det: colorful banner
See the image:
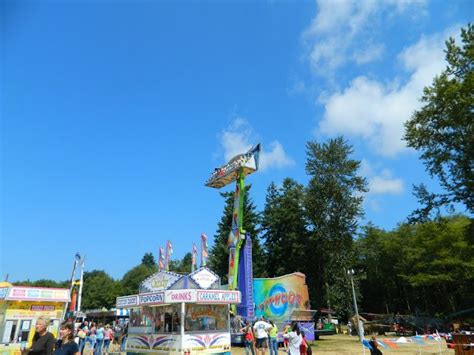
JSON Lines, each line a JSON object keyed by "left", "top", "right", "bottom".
{"left": 253, "top": 273, "right": 310, "bottom": 322}
{"left": 228, "top": 248, "right": 236, "bottom": 287}
{"left": 165, "top": 241, "right": 173, "bottom": 271}
{"left": 201, "top": 234, "right": 208, "bottom": 267}
{"left": 192, "top": 243, "right": 198, "bottom": 272}
{"left": 227, "top": 184, "right": 241, "bottom": 247}
{"left": 158, "top": 247, "right": 165, "bottom": 271}
{"left": 6, "top": 287, "right": 70, "bottom": 302}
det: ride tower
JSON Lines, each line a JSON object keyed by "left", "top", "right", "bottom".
{"left": 205, "top": 144, "right": 260, "bottom": 318}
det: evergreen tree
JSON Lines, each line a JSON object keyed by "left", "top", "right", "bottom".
{"left": 209, "top": 185, "right": 264, "bottom": 283}
{"left": 262, "top": 179, "right": 308, "bottom": 277}
{"left": 141, "top": 252, "right": 156, "bottom": 268}
{"left": 169, "top": 253, "right": 193, "bottom": 273}
{"left": 305, "top": 137, "right": 367, "bottom": 316}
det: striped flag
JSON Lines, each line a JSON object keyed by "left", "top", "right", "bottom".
{"left": 201, "top": 234, "right": 208, "bottom": 266}
{"left": 192, "top": 243, "right": 198, "bottom": 272}
{"left": 158, "top": 247, "right": 165, "bottom": 271}
{"left": 165, "top": 240, "right": 173, "bottom": 271}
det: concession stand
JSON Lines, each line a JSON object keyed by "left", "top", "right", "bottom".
{"left": 0, "top": 283, "right": 69, "bottom": 354}
{"left": 117, "top": 267, "right": 240, "bottom": 355}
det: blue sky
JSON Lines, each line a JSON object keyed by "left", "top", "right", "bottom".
{"left": 1, "top": 0, "right": 471, "bottom": 282}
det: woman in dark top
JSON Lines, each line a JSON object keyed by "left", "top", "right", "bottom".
{"left": 28, "top": 317, "right": 55, "bottom": 355}
{"left": 54, "top": 322, "right": 79, "bottom": 355}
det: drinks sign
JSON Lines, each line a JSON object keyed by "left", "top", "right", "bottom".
{"left": 165, "top": 290, "right": 196, "bottom": 303}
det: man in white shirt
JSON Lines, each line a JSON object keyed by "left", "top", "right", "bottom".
{"left": 253, "top": 317, "right": 272, "bottom": 355}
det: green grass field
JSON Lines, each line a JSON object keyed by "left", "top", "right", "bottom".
{"left": 231, "top": 334, "right": 454, "bottom": 354}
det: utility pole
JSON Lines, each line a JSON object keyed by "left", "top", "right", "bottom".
{"left": 77, "top": 256, "right": 85, "bottom": 312}
{"left": 348, "top": 269, "right": 363, "bottom": 341}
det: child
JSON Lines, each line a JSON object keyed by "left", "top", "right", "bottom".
{"left": 300, "top": 331, "right": 308, "bottom": 355}
{"left": 282, "top": 323, "right": 291, "bottom": 351}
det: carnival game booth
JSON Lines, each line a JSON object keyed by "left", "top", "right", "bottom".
{"left": 117, "top": 267, "right": 240, "bottom": 355}
{"left": 0, "top": 283, "right": 69, "bottom": 354}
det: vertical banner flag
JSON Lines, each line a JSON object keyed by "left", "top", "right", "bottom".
{"left": 228, "top": 184, "right": 241, "bottom": 247}
{"left": 165, "top": 240, "right": 173, "bottom": 271}
{"left": 192, "top": 243, "right": 198, "bottom": 272}
{"left": 201, "top": 234, "right": 208, "bottom": 267}
{"left": 158, "top": 247, "right": 165, "bottom": 271}
{"left": 228, "top": 247, "right": 236, "bottom": 288}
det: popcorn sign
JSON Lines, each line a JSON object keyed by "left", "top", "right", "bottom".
{"left": 139, "top": 292, "right": 164, "bottom": 305}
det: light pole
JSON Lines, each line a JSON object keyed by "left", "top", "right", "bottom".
{"left": 348, "top": 269, "right": 363, "bottom": 341}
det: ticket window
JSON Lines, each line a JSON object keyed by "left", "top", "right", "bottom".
{"left": 17, "top": 320, "right": 31, "bottom": 342}
{"left": 2, "top": 320, "right": 18, "bottom": 343}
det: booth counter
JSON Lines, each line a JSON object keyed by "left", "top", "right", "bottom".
{"left": 0, "top": 283, "right": 69, "bottom": 355}
{"left": 117, "top": 268, "right": 240, "bottom": 355}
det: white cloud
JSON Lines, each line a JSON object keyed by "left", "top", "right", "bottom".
{"left": 303, "top": 0, "right": 426, "bottom": 75}
{"left": 219, "top": 118, "right": 294, "bottom": 171}
{"left": 360, "top": 160, "right": 405, "bottom": 195}
{"left": 318, "top": 28, "right": 454, "bottom": 156}
{"left": 369, "top": 175, "right": 404, "bottom": 195}
{"left": 353, "top": 44, "right": 385, "bottom": 64}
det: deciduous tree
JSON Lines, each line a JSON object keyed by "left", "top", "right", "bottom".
{"left": 404, "top": 24, "right": 474, "bottom": 220}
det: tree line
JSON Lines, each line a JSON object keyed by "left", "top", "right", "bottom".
{"left": 13, "top": 24, "right": 473, "bottom": 319}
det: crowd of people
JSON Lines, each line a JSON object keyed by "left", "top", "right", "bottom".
{"left": 21, "top": 317, "right": 128, "bottom": 355}
{"left": 239, "top": 317, "right": 312, "bottom": 355}
{"left": 76, "top": 320, "right": 127, "bottom": 355}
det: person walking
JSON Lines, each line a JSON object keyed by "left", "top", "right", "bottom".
{"left": 77, "top": 321, "right": 88, "bottom": 355}
{"left": 369, "top": 336, "right": 383, "bottom": 355}
{"left": 268, "top": 320, "right": 278, "bottom": 355}
{"left": 253, "top": 317, "right": 272, "bottom": 355}
{"left": 240, "top": 321, "right": 256, "bottom": 355}
{"left": 103, "top": 325, "right": 113, "bottom": 354}
{"left": 282, "top": 323, "right": 291, "bottom": 352}
{"left": 283, "top": 322, "right": 302, "bottom": 355}
{"left": 54, "top": 323, "right": 79, "bottom": 355}
{"left": 300, "top": 331, "right": 308, "bottom": 355}
{"left": 25, "top": 317, "right": 55, "bottom": 355}
{"left": 88, "top": 322, "right": 97, "bottom": 354}
{"left": 94, "top": 323, "right": 105, "bottom": 355}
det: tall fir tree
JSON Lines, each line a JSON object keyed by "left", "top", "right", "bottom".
{"left": 208, "top": 185, "right": 265, "bottom": 283}
{"left": 305, "top": 137, "right": 367, "bottom": 316}
{"left": 262, "top": 179, "right": 309, "bottom": 278}
{"left": 141, "top": 252, "right": 156, "bottom": 268}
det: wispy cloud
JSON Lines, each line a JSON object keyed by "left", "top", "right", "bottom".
{"left": 303, "top": 0, "right": 426, "bottom": 77}
{"left": 360, "top": 160, "right": 405, "bottom": 196}
{"left": 359, "top": 159, "right": 404, "bottom": 212}
{"left": 317, "top": 27, "right": 455, "bottom": 156}
{"left": 369, "top": 175, "right": 404, "bottom": 195}
{"left": 219, "top": 118, "right": 294, "bottom": 171}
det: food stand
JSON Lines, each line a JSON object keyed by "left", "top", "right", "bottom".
{"left": 0, "top": 283, "right": 69, "bottom": 354}
{"left": 117, "top": 267, "right": 240, "bottom": 355}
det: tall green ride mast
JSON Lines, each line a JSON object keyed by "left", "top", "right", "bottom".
{"left": 205, "top": 144, "right": 261, "bottom": 292}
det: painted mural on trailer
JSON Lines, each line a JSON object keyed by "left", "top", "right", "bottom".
{"left": 253, "top": 272, "right": 310, "bottom": 322}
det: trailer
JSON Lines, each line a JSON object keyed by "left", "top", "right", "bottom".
{"left": 117, "top": 267, "right": 240, "bottom": 355}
